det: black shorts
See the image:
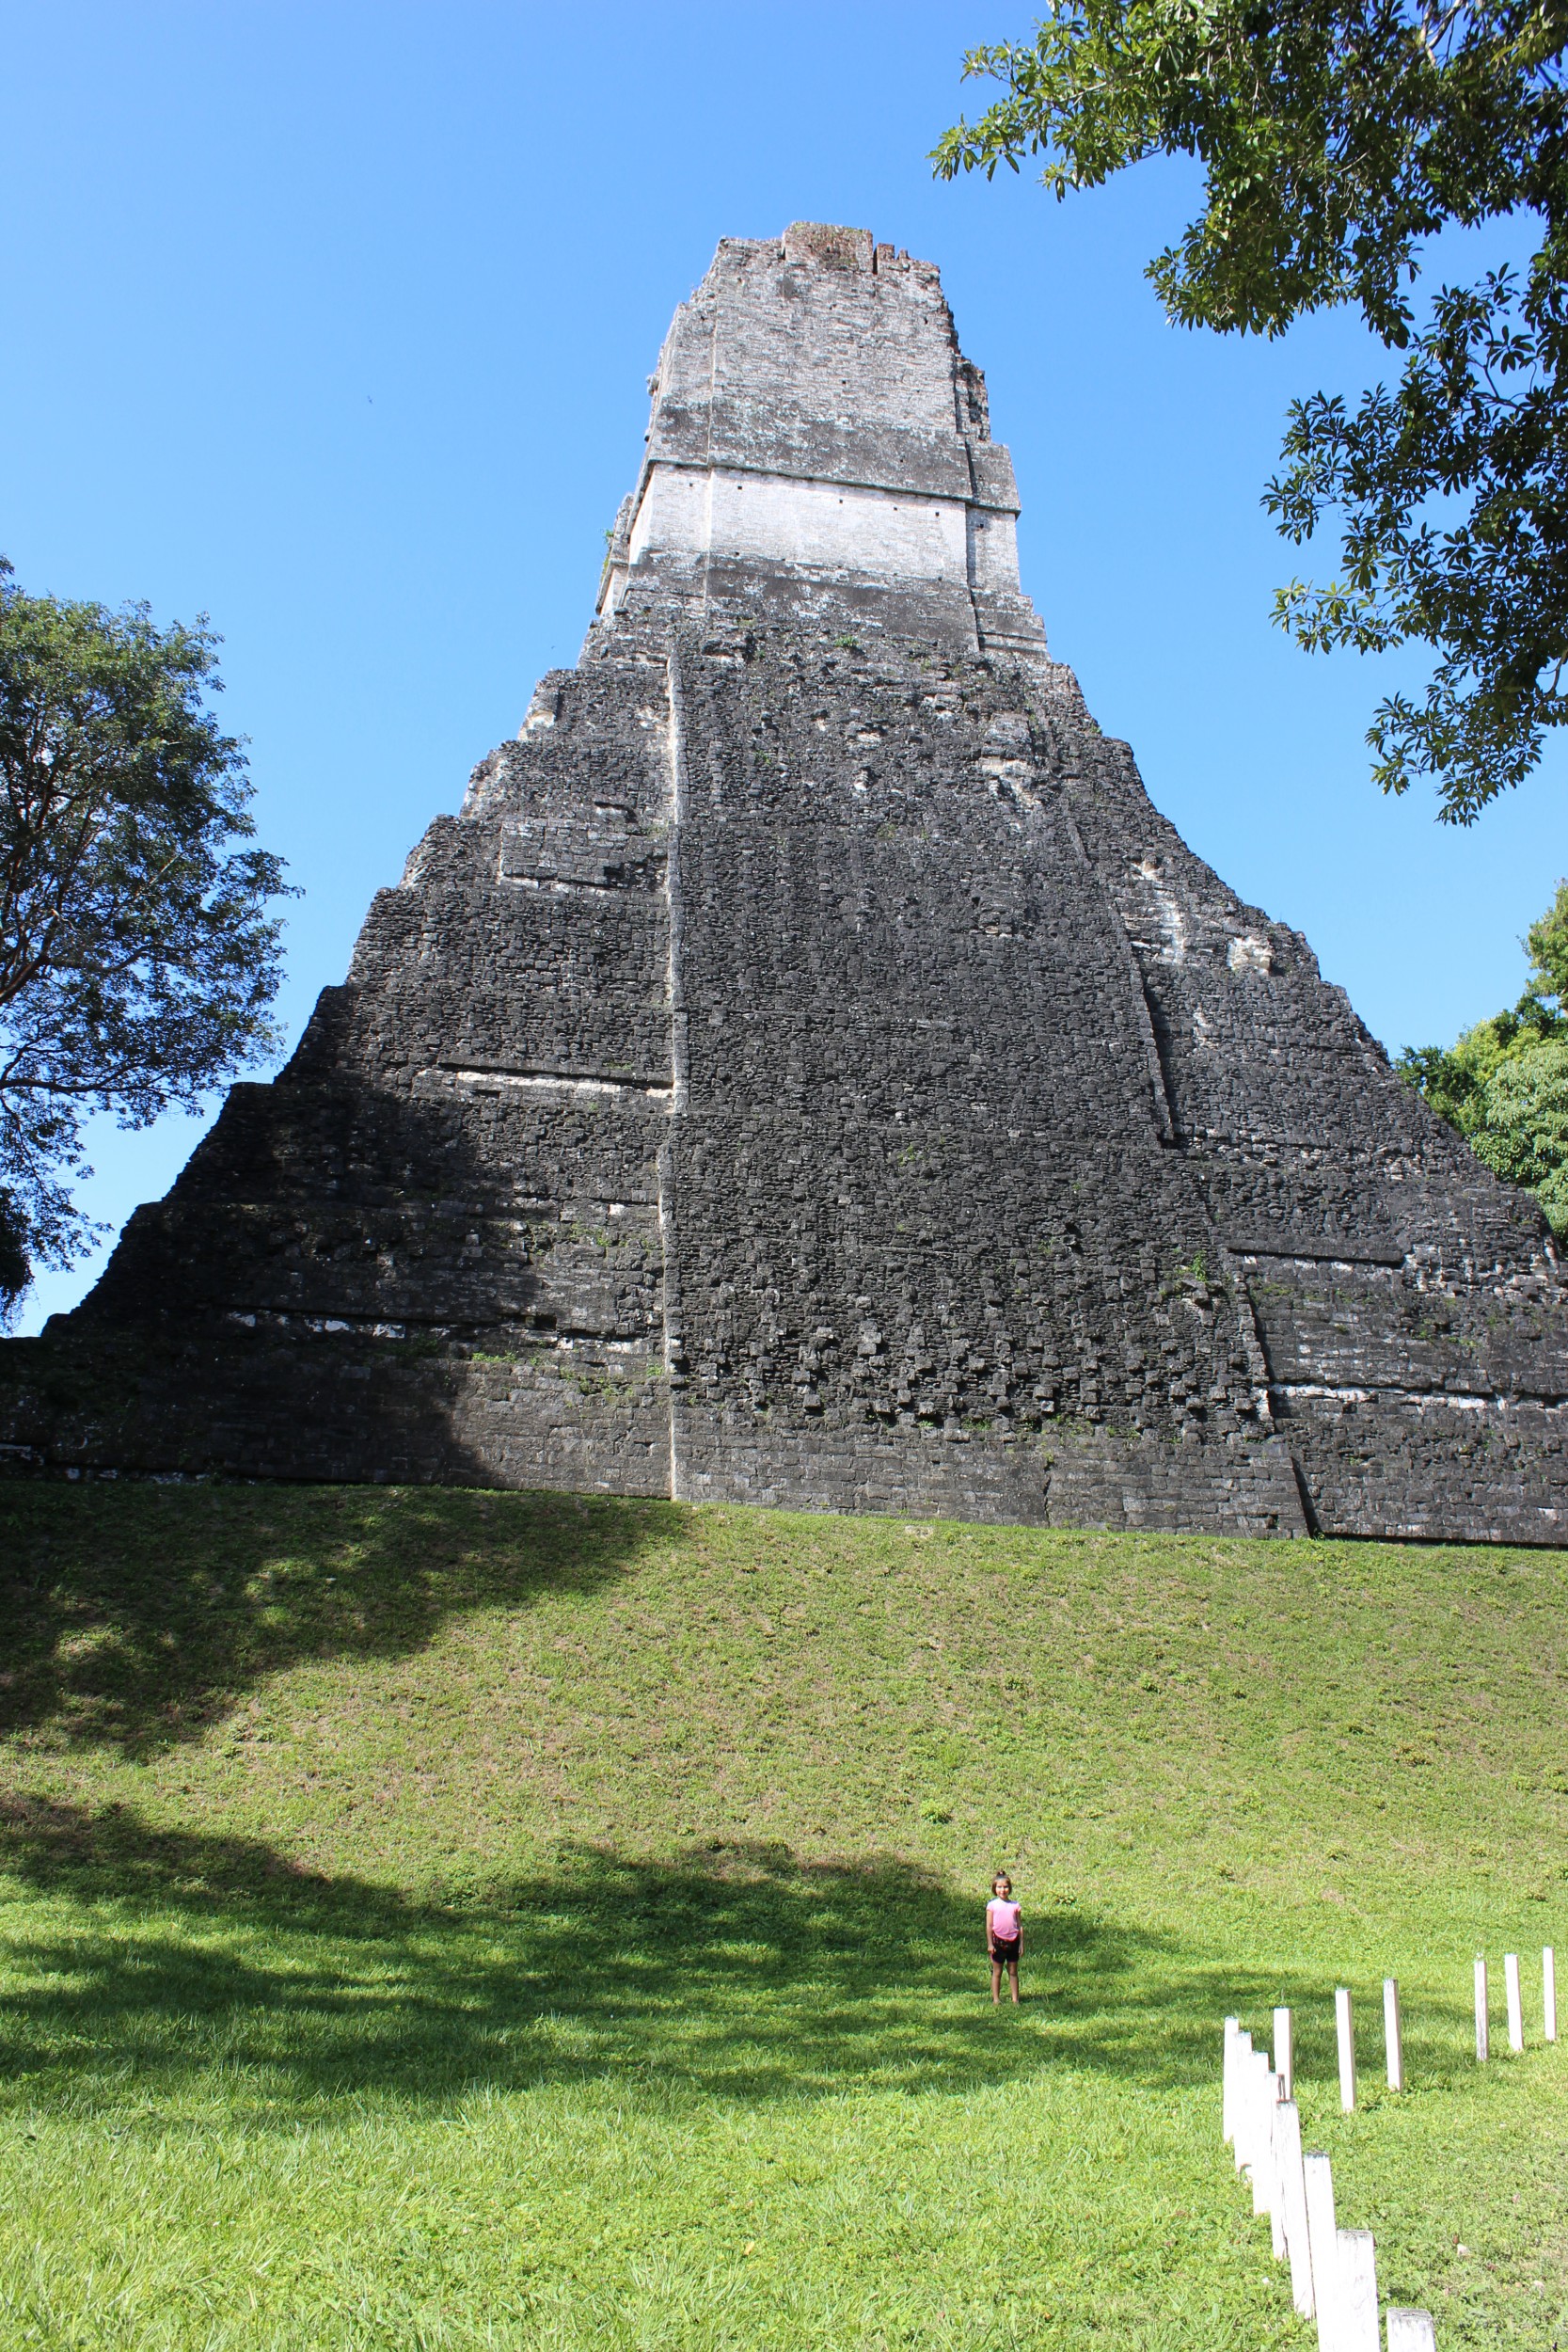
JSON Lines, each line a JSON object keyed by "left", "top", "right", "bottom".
{"left": 990, "top": 1936, "right": 1021, "bottom": 1966}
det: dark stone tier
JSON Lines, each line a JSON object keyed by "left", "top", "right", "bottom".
{"left": 4, "top": 607, "right": 1564, "bottom": 1540}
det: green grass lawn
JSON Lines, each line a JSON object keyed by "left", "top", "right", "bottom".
{"left": 1, "top": 1483, "right": 1566, "bottom": 2349}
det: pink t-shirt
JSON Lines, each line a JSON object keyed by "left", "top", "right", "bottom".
{"left": 987, "top": 1898, "right": 1022, "bottom": 1942}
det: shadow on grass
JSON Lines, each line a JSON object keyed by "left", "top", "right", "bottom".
{"left": 0, "top": 1484, "right": 671, "bottom": 1755}
{"left": 0, "top": 1797, "right": 1475, "bottom": 2113}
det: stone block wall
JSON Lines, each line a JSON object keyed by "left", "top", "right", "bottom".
{"left": 4, "top": 223, "right": 1565, "bottom": 1544}
{"left": 8, "top": 609, "right": 1560, "bottom": 1540}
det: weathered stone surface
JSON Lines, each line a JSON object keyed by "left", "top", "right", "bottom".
{"left": 4, "top": 226, "right": 1565, "bottom": 1540}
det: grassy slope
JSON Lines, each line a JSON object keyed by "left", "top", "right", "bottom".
{"left": 1, "top": 1484, "right": 1566, "bottom": 2350}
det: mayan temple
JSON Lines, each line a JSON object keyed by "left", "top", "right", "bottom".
{"left": 5, "top": 220, "right": 1567, "bottom": 1540}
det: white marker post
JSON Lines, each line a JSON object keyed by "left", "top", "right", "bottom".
{"left": 1275, "top": 2003, "right": 1295, "bottom": 2101}
{"left": 1337, "top": 1986, "right": 1356, "bottom": 2113}
{"left": 1384, "top": 1978, "right": 1404, "bottom": 2093}
{"left": 1505, "top": 1951, "right": 1524, "bottom": 2054}
{"left": 1250, "top": 2051, "right": 1275, "bottom": 2217}
{"left": 1303, "top": 2153, "right": 1338, "bottom": 2346}
{"left": 1475, "top": 1957, "right": 1490, "bottom": 2063}
{"left": 1275, "top": 2098, "right": 1315, "bottom": 2319}
{"left": 1337, "top": 2229, "right": 1381, "bottom": 2352}
{"left": 1233, "top": 2027, "right": 1255, "bottom": 2170}
{"left": 1267, "top": 2080, "right": 1288, "bottom": 2262}
{"left": 1545, "top": 1947, "right": 1558, "bottom": 2044}
{"left": 1386, "top": 2312, "right": 1438, "bottom": 2351}
{"left": 1223, "top": 2015, "right": 1241, "bottom": 2144}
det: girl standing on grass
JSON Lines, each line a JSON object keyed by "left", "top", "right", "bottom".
{"left": 986, "top": 1872, "right": 1022, "bottom": 2006}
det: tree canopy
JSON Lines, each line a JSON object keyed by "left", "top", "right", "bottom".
{"left": 1397, "top": 878, "right": 1568, "bottom": 1229}
{"left": 0, "top": 561, "right": 291, "bottom": 1317}
{"left": 933, "top": 0, "right": 1568, "bottom": 822}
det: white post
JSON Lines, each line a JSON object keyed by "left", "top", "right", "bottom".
{"left": 1268, "top": 2082, "right": 1288, "bottom": 2261}
{"left": 1224, "top": 2015, "right": 1240, "bottom": 2143}
{"left": 1338, "top": 2228, "right": 1381, "bottom": 2352}
{"left": 1303, "top": 2153, "right": 1338, "bottom": 2348}
{"left": 1275, "top": 2002, "right": 1295, "bottom": 2100}
{"left": 1233, "top": 2027, "right": 1255, "bottom": 2169}
{"left": 1386, "top": 2312, "right": 1438, "bottom": 2351}
{"left": 1475, "top": 1957, "right": 1489, "bottom": 2063}
{"left": 1546, "top": 1947, "right": 1558, "bottom": 2044}
{"left": 1337, "top": 1985, "right": 1356, "bottom": 2112}
{"left": 1505, "top": 1952, "right": 1524, "bottom": 2054}
{"left": 1276, "top": 2097, "right": 1314, "bottom": 2318}
{"left": 1250, "top": 2051, "right": 1275, "bottom": 2217}
{"left": 1384, "top": 1978, "right": 1404, "bottom": 2092}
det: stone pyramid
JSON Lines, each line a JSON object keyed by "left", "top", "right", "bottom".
{"left": 5, "top": 221, "right": 1566, "bottom": 1540}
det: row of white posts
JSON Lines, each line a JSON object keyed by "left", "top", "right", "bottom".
{"left": 1224, "top": 2012, "right": 1433, "bottom": 2349}
{"left": 1225, "top": 1950, "right": 1559, "bottom": 2348}
{"left": 1334, "top": 1949, "right": 1557, "bottom": 2108}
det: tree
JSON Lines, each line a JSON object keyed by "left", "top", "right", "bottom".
{"left": 1476, "top": 1035, "right": 1568, "bottom": 1224}
{"left": 933, "top": 1, "right": 1568, "bottom": 822}
{"left": 1396, "top": 877, "right": 1568, "bottom": 1231}
{"left": 0, "top": 560, "right": 291, "bottom": 1320}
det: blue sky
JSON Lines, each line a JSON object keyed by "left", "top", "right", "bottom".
{"left": 3, "top": 1, "right": 1561, "bottom": 1331}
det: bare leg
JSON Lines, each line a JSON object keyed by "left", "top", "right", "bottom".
{"left": 990, "top": 1955, "right": 1002, "bottom": 2005}
{"left": 1007, "top": 1958, "right": 1021, "bottom": 2005}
